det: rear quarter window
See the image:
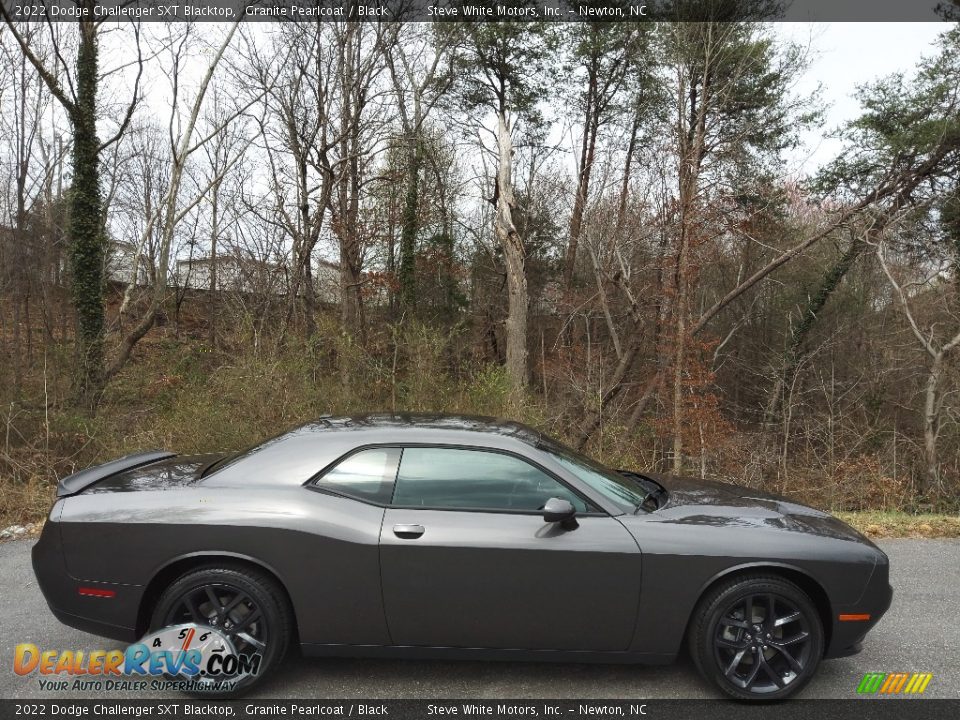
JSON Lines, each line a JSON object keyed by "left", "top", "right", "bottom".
{"left": 313, "top": 447, "right": 400, "bottom": 504}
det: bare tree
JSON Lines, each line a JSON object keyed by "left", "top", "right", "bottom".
{"left": 109, "top": 21, "right": 244, "bottom": 377}
{"left": 0, "top": 23, "right": 57, "bottom": 394}
{"left": 382, "top": 23, "right": 456, "bottom": 310}
{"left": 243, "top": 23, "right": 338, "bottom": 338}
{"left": 447, "top": 24, "right": 556, "bottom": 391}
{"left": 562, "top": 24, "right": 649, "bottom": 289}
{"left": 875, "top": 239, "right": 960, "bottom": 494}
{"left": 326, "top": 22, "right": 391, "bottom": 343}
{"left": 199, "top": 87, "right": 250, "bottom": 346}
{"left": 1, "top": 5, "right": 143, "bottom": 410}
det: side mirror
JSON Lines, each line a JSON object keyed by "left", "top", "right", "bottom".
{"left": 542, "top": 497, "right": 577, "bottom": 526}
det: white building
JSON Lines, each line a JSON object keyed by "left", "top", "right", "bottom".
{"left": 175, "top": 255, "right": 341, "bottom": 302}
{"left": 105, "top": 241, "right": 150, "bottom": 285}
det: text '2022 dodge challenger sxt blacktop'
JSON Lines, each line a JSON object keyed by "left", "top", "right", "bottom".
{"left": 32, "top": 414, "right": 892, "bottom": 700}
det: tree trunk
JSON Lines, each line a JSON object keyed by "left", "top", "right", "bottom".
{"left": 339, "top": 240, "right": 364, "bottom": 336}
{"left": 11, "top": 50, "right": 30, "bottom": 398}
{"left": 616, "top": 102, "right": 643, "bottom": 228}
{"left": 670, "top": 126, "right": 701, "bottom": 471}
{"left": 337, "top": 143, "right": 365, "bottom": 341}
{"left": 335, "top": 24, "right": 366, "bottom": 344}
{"left": 670, "top": 220, "right": 690, "bottom": 472}
{"left": 399, "top": 140, "right": 422, "bottom": 309}
{"left": 337, "top": 157, "right": 365, "bottom": 342}
{"left": 563, "top": 77, "right": 599, "bottom": 289}
{"left": 495, "top": 112, "right": 528, "bottom": 390}
{"left": 70, "top": 14, "right": 106, "bottom": 412}
{"left": 209, "top": 179, "right": 220, "bottom": 346}
{"left": 923, "top": 354, "right": 943, "bottom": 495}
{"left": 297, "top": 166, "right": 319, "bottom": 338}
{"left": 287, "top": 155, "right": 308, "bottom": 330}
{"left": 668, "top": 56, "right": 710, "bottom": 473}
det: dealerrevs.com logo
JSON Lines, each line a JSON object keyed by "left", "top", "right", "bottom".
{"left": 856, "top": 672, "right": 933, "bottom": 696}
{"left": 13, "top": 624, "right": 260, "bottom": 693}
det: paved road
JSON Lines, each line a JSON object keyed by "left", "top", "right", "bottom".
{"left": 1, "top": 539, "right": 957, "bottom": 700}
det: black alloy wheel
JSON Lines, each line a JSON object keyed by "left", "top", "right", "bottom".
{"left": 164, "top": 582, "right": 268, "bottom": 656}
{"left": 690, "top": 575, "right": 824, "bottom": 700}
{"left": 151, "top": 565, "right": 292, "bottom": 695}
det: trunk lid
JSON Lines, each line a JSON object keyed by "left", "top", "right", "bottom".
{"left": 56, "top": 452, "right": 227, "bottom": 496}
{"left": 56, "top": 450, "right": 175, "bottom": 497}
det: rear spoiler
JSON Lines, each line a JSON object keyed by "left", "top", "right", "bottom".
{"left": 56, "top": 450, "right": 176, "bottom": 497}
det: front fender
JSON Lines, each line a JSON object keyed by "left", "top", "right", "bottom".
{"left": 619, "top": 515, "right": 878, "bottom": 656}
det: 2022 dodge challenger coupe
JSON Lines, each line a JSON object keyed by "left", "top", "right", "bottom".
{"left": 33, "top": 414, "right": 892, "bottom": 700}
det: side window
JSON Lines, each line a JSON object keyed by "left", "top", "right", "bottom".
{"left": 314, "top": 448, "right": 399, "bottom": 504}
{"left": 393, "top": 447, "right": 590, "bottom": 513}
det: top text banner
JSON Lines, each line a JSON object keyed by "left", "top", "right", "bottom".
{"left": 0, "top": 0, "right": 956, "bottom": 22}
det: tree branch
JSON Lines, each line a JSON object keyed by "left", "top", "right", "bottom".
{"left": 0, "top": 6, "right": 76, "bottom": 117}
{"left": 99, "top": 23, "right": 143, "bottom": 153}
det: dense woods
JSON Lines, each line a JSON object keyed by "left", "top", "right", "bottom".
{"left": 2, "top": 16, "right": 960, "bottom": 525}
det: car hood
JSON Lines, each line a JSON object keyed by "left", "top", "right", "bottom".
{"left": 642, "top": 472, "right": 873, "bottom": 544}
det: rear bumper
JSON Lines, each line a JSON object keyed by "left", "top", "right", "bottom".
{"left": 32, "top": 515, "right": 142, "bottom": 644}
{"left": 47, "top": 606, "right": 139, "bottom": 644}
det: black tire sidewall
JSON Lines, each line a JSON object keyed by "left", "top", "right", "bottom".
{"left": 150, "top": 566, "right": 290, "bottom": 695}
{"left": 693, "top": 576, "right": 824, "bottom": 701}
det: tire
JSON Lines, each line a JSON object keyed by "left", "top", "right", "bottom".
{"left": 688, "top": 574, "right": 824, "bottom": 701}
{"left": 150, "top": 565, "right": 292, "bottom": 696}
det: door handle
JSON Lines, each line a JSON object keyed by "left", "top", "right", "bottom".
{"left": 393, "top": 524, "right": 425, "bottom": 539}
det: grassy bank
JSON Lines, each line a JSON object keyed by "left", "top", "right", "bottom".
{"left": 2, "top": 324, "right": 957, "bottom": 532}
{"left": 837, "top": 511, "right": 960, "bottom": 539}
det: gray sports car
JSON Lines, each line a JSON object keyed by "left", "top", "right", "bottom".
{"left": 33, "top": 414, "right": 892, "bottom": 699}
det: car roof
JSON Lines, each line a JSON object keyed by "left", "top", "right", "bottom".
{"left": 288, "top": 413, "right": 545, "bottom": 446}
{"left": 202, "top": 414, "right": 551, "bottom": 489}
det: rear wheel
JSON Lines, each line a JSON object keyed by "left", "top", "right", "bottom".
{"left": 150, "top": 565, "right": 292, "bottom": 695}
{"left": 689, "top": 575, "right": 823, "bottom": 700}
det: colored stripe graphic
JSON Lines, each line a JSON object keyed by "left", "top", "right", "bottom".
{"left": 857, "top": 673, "right": 886, "bottom": 693}
{"left": 858, "top": 672, "right": 932, "bottom": 695}
{"left": 885, "top": 673, "right": 909, "bottom": 694}
{"left": 912, "top": 673, "right": 933, "bottom": 694}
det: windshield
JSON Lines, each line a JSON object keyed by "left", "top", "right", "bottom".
{"left": 538, "top": 441, "right": 652, "bottom": 513}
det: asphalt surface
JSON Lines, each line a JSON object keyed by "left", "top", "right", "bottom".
{"left": 0, "top": 538, "right": 957, "bottom": 700}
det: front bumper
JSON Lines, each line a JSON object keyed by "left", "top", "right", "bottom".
{"left": 825, "top": 555, "right": 893, "bottom": 659}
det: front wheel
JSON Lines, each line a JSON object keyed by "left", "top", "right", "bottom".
{"left": 689, "top": 575, "right": 824, "bottom": 700}
{"left": 150, "top": 565, "right": 292, "bottom": 695}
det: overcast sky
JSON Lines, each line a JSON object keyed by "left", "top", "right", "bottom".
{"left": 777, "top": 22, "right": 948, "bottom": 175}
{"left": 116, "top": 21, "right": 951, "bottom": 181}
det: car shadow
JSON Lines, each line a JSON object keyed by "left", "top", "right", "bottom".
{"left": 247, "top": 654, "right": 713, "bottom": 699}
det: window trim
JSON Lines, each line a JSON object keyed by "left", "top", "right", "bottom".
{"left": 388, "top": 443, "right": 606, "bottom": 516}
{"left": 303, "top": 445, "right": 402, "bottom": 507}
{"left": 303, "top": 442, "right": 608, "bottom": 516}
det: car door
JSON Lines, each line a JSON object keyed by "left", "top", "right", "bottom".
{"left": 378, "top": 446, "right": 642, "bottom": 651}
